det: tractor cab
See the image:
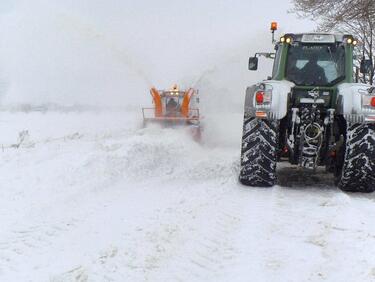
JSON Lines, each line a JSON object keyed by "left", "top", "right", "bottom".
{"left": 161, "top": 86, "right": 185, "bottom": 117}
{"left": 273, "top": 34, "right": 360, "bottom": 90}
{"left": 249, "top": 33, "right": 361, "bottom": 109}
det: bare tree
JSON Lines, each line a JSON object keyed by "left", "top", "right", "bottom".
{"left": 291, "top": 0, "right": 375, "bottom": 84}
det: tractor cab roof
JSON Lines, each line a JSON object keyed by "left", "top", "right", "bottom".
{"left": 281, "top": 33, "right": 355, "bottom": 44}
{"left": 161, "top": 90, "right": 185, "bottom": 97}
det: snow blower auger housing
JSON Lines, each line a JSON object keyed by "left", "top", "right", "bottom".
{"left": 239, "top": 27, "right": 375, "bottom": 192}
{"left": 142, "top": 85, "right": 201, "bottom": 138}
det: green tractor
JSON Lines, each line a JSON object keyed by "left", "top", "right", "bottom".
{"left": 239, "top": 29, "right": 375, "bottom": 192}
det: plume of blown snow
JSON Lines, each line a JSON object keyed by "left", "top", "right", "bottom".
{"left": 0, "top": 0, "right": 314, "bottom": 110}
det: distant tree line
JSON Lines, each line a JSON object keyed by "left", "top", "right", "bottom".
{"left": 292, "top": 0, "right": 375, "bottom": 84}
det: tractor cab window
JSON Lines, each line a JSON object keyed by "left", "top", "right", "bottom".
{"left": 286, "top": 43, "right": 345, "bottom": 86}
{"left": 166, "top": 97, "right": 179, "bottom": 108}
{"left": 164, "top": 93, "right": 182, "bottom": 115}
{"left": 272, "top": 46, "right": 283, "bottom": 79}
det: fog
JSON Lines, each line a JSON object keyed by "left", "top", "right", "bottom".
{"left": 0, "top": 0, "right": 315, "bottom": 110}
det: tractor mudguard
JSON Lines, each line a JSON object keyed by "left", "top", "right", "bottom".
{"left": 150, "top": 88, "right": 163, "bottom": 117}
{"left": 337, "top": 83, "right": 375, "bottom": 123}
{"left": 181, "top": 88, "right": 194, "bottom": 118}
{"left": 244, "top": 80, "right": 295, "bottom": 120}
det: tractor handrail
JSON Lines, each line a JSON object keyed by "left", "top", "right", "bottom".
{"left": 142, "top": 107, "right": 200, "bottom": 120}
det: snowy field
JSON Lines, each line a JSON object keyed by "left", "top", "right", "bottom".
{"left": 1, "top": 110, "right": 375, "bottom": 282}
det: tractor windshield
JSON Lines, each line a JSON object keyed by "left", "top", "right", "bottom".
{"left": 163, "top": 93, "right": 182, "bottom": 116}
{"left": 286, "top": 43, "right": 345, "bottom": 86}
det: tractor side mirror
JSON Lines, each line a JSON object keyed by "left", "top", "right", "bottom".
{"left": 360, "top": 59, "right": 373, "bottom": 74}
{"left": 248, "top": 57, "right": 258, "bottom": 71}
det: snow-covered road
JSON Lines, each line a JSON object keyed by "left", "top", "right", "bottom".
{"left": 1, "top": 111, "right": 375, "bottom": 282}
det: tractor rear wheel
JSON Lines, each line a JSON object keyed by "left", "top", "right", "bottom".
{"left": 239, "top": 117, "right": 279, "bottom": 187}
{"left": 338, "top": 123, "right": 375, "bottom": 193}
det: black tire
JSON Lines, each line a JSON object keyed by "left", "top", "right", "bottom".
{"left": 239, "top": 117, "right": 279, "bottom": 187}
{"left": 338, "top": 123, "right": 375, "bottom": 193}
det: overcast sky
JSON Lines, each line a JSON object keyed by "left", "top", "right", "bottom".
{"left": 0, "top": 0, "right": 315, "bottom": 108}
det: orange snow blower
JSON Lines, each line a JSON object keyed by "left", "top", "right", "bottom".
{"left": 142, "top": 84, "right": 201, "bottom": 139}
{"left": 142, "top": 85, "right": 200, "bottom": 124}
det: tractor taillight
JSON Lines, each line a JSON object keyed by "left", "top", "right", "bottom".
{"left": 255, "top": 91, "right": 265, "bottom": 104}
{"left": 362, "top": 95, "right": 375, "bottom": 108}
